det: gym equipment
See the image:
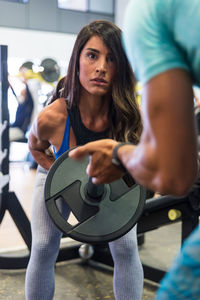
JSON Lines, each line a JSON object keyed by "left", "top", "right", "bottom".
{"left": 0, "top": 45, "right": 32, "bottom": 269}
{"left": 40, "top": 58, "right": 60, "bottom": 83}
{"left": 137, "top": 184, "right": 200, "bottom": 283}
{"left": 18, "top": 58, "right": 60, "bottom": 84}
{"left": 0, "top": 48, "right": 69, "bottom": 269}
{"left": 86, "top": 185, "right": 200, "bottom": 283}
{"left": 45, "top": 149, "right": 146, "bottom": 244}
{"left": 79, "top": 244, "right": 94, "bottom": 260}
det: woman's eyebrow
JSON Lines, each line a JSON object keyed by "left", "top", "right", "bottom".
{"left": 85, "top": 47, "right": 113, "bottom": 56}
{"left": 85, "top": 48, "right": 99, "bottom": 53}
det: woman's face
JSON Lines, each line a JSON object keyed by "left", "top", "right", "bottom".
{"left": 79, "top": 35, "right": 117, "bottom": 96}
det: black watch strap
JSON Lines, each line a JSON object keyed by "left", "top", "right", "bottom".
{"left": 111, "top": 142, "right": 131, "bottom": 173}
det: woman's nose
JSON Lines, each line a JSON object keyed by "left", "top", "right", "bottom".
{"left": 96, "top": 58, "right": 107, "bottom": 74}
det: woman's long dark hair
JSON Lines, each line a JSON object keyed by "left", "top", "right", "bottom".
{"left": 54, "top": 20, "right": 142, "bottom": 144}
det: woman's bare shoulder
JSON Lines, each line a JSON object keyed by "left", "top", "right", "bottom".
{"left": 46, "top": 97, "right": 67, "bottom": 113}
{"left": 37, "top": 98, "right": 67, "bottom": 139}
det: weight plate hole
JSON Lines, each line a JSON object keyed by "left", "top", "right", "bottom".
{"left": 55, "top": 197, "right": 79, "bottom": 226}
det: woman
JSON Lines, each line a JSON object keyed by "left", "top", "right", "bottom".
{"left": 26, "top": 20, "right": 143, "bottom": 300}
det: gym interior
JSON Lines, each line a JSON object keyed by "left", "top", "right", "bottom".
{"left": 0, "top": 1, "right": 200, "bottom": 300}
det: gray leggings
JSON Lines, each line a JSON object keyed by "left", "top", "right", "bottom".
{"left": 25, "top": 166, "right": 143, "bottom": 300}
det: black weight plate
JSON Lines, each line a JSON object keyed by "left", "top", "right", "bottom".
{"left": 45, "top": 150, "right": 146, "bottom": 244}
{"left": 40, "top": 58, "right": 60, "bottom": 83}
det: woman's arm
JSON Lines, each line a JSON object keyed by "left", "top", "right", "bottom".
{"left": 28, "top": 108, "right": 56, "bottom": 170}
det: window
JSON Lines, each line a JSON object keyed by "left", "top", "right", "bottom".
{"left": 58, "top": 0, "right": 114, "bottom": 15}
{"left": 89, "top": 0, "right": 114, "bottom": 15}
{"left": 58, "top": 0, "right": 88, "bottom": 12}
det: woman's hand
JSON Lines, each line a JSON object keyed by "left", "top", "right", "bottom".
{"left": 69, "top": 139, "right": 125, "bottom": 184}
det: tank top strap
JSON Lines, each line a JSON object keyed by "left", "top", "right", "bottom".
{"left": 53, "top": 116, "right": 70, "bottom": 159}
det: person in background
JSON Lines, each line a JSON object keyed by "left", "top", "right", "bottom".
{"left": 18, "top": 61, "right": 41, "bottom": 126}
{"left": 9, "top": 80, "right": 33, "bottom": 142}
{"left": 69, "top": 1, "right": 200, "bottom": 299}
{"left": 26, "top": 20, "right": 144, "bottom": 300}
{"left": 9, "top": 62, "right": 41, "bottom": 168}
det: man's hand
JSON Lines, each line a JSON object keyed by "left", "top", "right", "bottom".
{"left": 69, "top": 139, "right": 124, "bottom": 184}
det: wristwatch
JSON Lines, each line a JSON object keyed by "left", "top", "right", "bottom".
{"left": 111, "top": 142, "right": 131, "bottom": 173}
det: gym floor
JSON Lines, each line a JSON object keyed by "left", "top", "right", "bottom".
{"left": 0, "top": 144, "right": 183, "bottom": 299}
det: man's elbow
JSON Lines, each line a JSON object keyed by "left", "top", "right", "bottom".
{"left": 159, "top": 180, "right": 192, "bottom": 197}
{"left": 156, "top": 171, "right": 197, "bottom": 197}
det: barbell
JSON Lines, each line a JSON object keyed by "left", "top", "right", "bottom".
{"left": 19, "top": 58, "right": 60, "bottom": 83}
{"left": 44, "top": 149, "right": 146, "bottom": 244}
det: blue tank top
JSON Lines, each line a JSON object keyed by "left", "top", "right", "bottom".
{"left": 54, "top": 105, "right": 109, "bottom": 160}
{"left": 54, "top": 116, "right": 70, "bottom": 159}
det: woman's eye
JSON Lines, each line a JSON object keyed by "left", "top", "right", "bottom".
{"left": 88, "top": 53, "right": 97, "bottom": 59}
{"left": 107, "top": 56, "right": 115, "bottom": 63}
